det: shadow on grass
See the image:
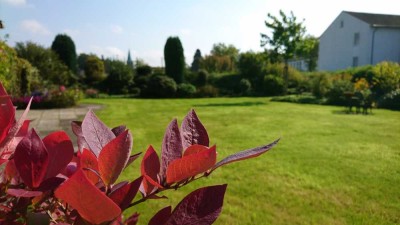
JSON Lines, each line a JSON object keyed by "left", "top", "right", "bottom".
{"left": 193, "top": 101, "right": 266, "bottom": 107}
{"left": 331, "top": 109, "right": 374, "bottom": 115}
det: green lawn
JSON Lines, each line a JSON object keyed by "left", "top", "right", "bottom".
{"left": 81, "top": 97, "right": 400, "bottom": 225}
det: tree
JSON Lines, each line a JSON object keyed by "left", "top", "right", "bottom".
{"left": 296, "top": 35, "right": 319, "bottom": 71}
{"left": 238, "top": 51, "right": 267, "bottom": 94}
{"left": 15, "top": 41, "right": 72, "bottom": 86}
{"left": 164, "top": 36, "right": 185, "bottom": 84}
{"left": 102, "top": 59, "right": 134, "bottom": 94}
{"left": 51, "top": 34, "right": 77, "bottom": 73}
{"left": 190, "top": 49, "right": 202, "bottom": 72}
{"left": 84, "top": 55, "right": 106, "bottom": 85}
{"left": 208, "top": 43, "right": 239, "bottom": 72}
{"left": 261, "top": 10, "right": 306, "bottom": 94}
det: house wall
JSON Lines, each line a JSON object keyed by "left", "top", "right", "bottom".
{"left": 372, "top": 28, "right": 400, "bottom": 64}
{"left": 318, "top": 12, "right": 372, "bottom": 71}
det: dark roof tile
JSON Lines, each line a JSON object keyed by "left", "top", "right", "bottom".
{"left": 345, "top": 11, "right": 400, "bottom": 27}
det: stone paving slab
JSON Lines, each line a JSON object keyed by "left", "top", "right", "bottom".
{"left": 15, "top": 104, "right": 103, "bottom": 142}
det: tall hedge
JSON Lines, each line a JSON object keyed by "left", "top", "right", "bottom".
{"left": 51, "top": 34, "right": 77, "bottom": 73}
{"left": 164, "top": 36, "right": 185, "bottom": 84}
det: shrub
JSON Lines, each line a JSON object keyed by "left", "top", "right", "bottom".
{"left": 196, "top": 69, "right": 209, "bottom": 87}
{"left": 239, "top": 78, "right": 252, "bottom": 96}
{"left": 196, "top": 84, "right": 219, "bottom": 97}
{"left": 85, "top": 88, "right": 99, "bottom": 98}
{"left": 177, "top": 83, "right": 196, "bottom": 98}
{"left": 0, "top": 81, "right": 279, "bottom": 225}
{"left": 263, "top": 74, "right": 285, "bottom": 96}
{"left": 378, "top": 89, "right": 400, "bottom": 110}
{"left": 141, "top": 74, "right": 177, "bottom": 98}
{"left": 212, "top": 73, "right": 242, "bottom": 96}
{"left": 311, "top": 72, "right": 331, "bottom": 98}
{"left": 326, "top": 79, "right": 354, "bottom": 105}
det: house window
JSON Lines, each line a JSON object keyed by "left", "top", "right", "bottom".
{"left": 340, "top": 20, "right": 344, "bottom": 28}
{"left": 354, "top": 32, "right": 360, "bottom": 46}
{"left": 352, "top": 57, "right": 359, "bottom": 67}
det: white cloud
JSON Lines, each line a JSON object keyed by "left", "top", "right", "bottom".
{"left": 2, "top": 0, "right": 27, "bottom": 6}
{"left": 20, "top": 20, "right": 51, "bottom": 36}
{"left": 110, "top": 25, "right": 123, "bottom": 34}
{"left": 89, "top": 45, "right": 125, "bottom": 60}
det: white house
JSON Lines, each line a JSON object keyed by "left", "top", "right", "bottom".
{"left": 318, "top": 11, "right": 400, "bottom": 71}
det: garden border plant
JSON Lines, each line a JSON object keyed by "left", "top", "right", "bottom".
{"left": 0, "top": 81, "right": 279, "bottom": 225}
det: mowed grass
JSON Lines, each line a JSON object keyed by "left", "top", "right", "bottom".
{"left": 81, "top": 97, "right": 400, "bottom": 225}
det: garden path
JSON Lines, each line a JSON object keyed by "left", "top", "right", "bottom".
{"left": 15, "top": 104, "right": 102, "bottom": 149}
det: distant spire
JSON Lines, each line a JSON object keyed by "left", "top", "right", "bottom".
{"left": 127, "top": 50, "right": 133, "bottom": 68}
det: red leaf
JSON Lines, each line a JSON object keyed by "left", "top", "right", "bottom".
{"left": 160, "top": 119, "right": 182, "bottom": 184}
{"left": 183, "top": 144, "right": 208, "bottom": 156}
{"left": 55, "top": 169, "right": 121, "bottom": 224}
{"left": 98, "top": 130, "right": 132, "bottom": 186}
{"left": 149, "top": 206, "right": 171, "bottom": 225}
{"left": 109, "top": 176, "right": 143, "bottom": 210}
{"left": 7, "top": 189, "right": 43, "bottom": 198}
{"left": 0, "top": 83, "right": 15, "bottom": 146}
{"left": 164, "top": 184, "right": 227, "bottom": 225}
{"left": 14, "top": 129, "right": 49, "bottom": 188}
{"left": 141, "top": 145, "right": 162, "bottom": 195}
{"left": 181, "top": 109, "right": 209, "bottom": 151}
{"left": 71, "top": 121, "right": 89, "bottom": 153}
{"left": 42, "top": 131, "right": 74, "bottom": 179}
{"left": 82, "top": 110, "right": 115, "bottom": 157}
{"left": 166, "top": 145, "right": 216, "bottom": 184}
{"left": 79, "top": 149, "right": 99, "bottom": 185}
{"left": 210, "top": 138, "right": 280, "bottom": 173}
{"left": 36, "top": 177, "right": 65, "bottom": 192}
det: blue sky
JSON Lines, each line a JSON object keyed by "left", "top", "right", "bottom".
{"left": 1, "top": 0, "right": 399, "bottom": 66}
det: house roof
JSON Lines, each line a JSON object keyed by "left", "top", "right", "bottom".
{"left": 345, "top": 11, "right": 400, "bottom": 28}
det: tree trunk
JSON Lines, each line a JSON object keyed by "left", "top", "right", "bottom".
{"left": 283, "top": 60, "right": 289, "bottom": 95}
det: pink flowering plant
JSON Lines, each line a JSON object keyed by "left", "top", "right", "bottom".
{"left": 0, "top": 81, "right": 279, "bottom": 225}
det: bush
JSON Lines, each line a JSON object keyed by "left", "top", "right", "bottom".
{"left": 326, "top": 79, "right": 354, "bottom": 105}
{"left": 263, "top": 74, "right": 285, "bottom": 96}
{"left": 311, "top": 72, "right": 331, "bottom": 98}
{"left": 271, "top": 94, "right": 325, "bottom": 104}
{"left": 0, "top": 81, "right": 279, "bottom": 225}
{"left": 196, "top": 69, "right": 209, "bottom": 87}
{"left": 239, "top": 78, "right": 252, "bottom": 96}
{"left": 177, "top": 83, "right": 196, "bottom": 98}
{"left": 141, "top": 74, "right": 177, "bottom": 98}
{"left": 212, "top": 73, "right": 242, "bottom": 96}
{"left": 85, "top": 88, "right": 99, "bottom": 98}
{"left": 196, "top": 84, "right": 219, "bottom": 97}
{"left": 378, "top": 89, "right": 400, "bottom": 110}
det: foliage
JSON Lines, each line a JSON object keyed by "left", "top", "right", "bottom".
{"left": 238, "top": 51, "right": 266, "bottom": 82}
{"left": 12, "top": 86, "right": 82, "bottom": 109}
{"left": 141, "top": 75, "right": 177, "bottom": 98}
{"left": 196, "top": 69, "right": 209, "bottom": 87}
{"left": 177, "top": 83, "right": 196, "bottom": 98}
{"left": 84, "top": 55, "right": 106, "bottom": 85}
{"left": 261, "top": 10, "right": 306, "bottom": 93}
{"left": 85, "top": 88, "right": 99, "bottom": 98}
{"left": 164, "top": 36, "right": 185, "bottom": 84}
{"left": 51, "top": 34, "right": 77, "bottom": 73}
{"left": 264, "top": 74, "right": 285, "bottom": 96}
{"left": 15, "top": 41, "right": 73, "bottom": 86}
{"left": 102, "top": 59, "right": 134, "bottom": 95}
{"left": 326, "top": 78, "right": 354, "bottom": 105}
{"left": 200, "top": 55, "right": 235, "bottom": 73}
{"left": 271, "top": 93, "right": 325, "bottom": 104}
{"left": 212, "top": 73, "right": 242, "bottom": 96}
{"left": 209, "top": 43, "right": 239, "bottom": 71}
{"left": 378, "top": 89, "right": 400, "bottom": 110}
{"left": 310, "top": 72, "right": 331, "bottom": 99}
{"left": 238, "top": 78, "right": 252, "bottom": 96}
{"left": 136, "top": 65, "right": 152, "bottom": 77}
{"left": 0, "top": 81, "right": 278, "bottom": 224}
{"left": 295, "top": 35, "right": 319, "bottom": 71}
{"left": 191, "top": 49, "right": 202, "bottom": 72}
{"left": 371, "top": 61, "right": 400, "bottom": 97}
{"left": 196, "top": 84, "right": 219, "bottom": 97}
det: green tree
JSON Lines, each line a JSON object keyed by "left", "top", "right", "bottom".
{"left": 15, "top": 41, "right": 72, "bottom": 86}
{"left": 238, "top": 51, "right": 266, "bottom": 93}
{"left": 191, "top": 49, "right": 202, "bottom": 72}
{"left": 164, "top": 36, "right": 185, "bottom": 84}
{"left": 102, "top": 59, "right": 134, "bottom": 94}
{"left": 296, "top": 35, "right": 319, "bottom": 71}
{"left": 261, "top": 10, "right": 306, "bottom": 94}
{"left": 84, "top": 55, "right": 106, "bottom": 85}
{"left": 51, "top": 34, "right": 77, "bottom": 73}
{"left": 211, "top": 43, "right": 239, "bottom": 62}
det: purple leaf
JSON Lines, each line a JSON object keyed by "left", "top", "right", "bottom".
{"left": 109, "top": 176, "right": 143, "bottom": 210}
{"left": 36, "top": 177, "right": 65, "bottom": 192}
{"left": 181, "top": 109, "right": 209, "bottom": 151}
{"left": 14, "top": 129, "right": 49, "bottom": 188}
{"left": 210, "top": 138, "right": 280, "bottom": 173}
{"left": 111, "top": 125, "right": 126, "bottom": 136}
{"left": 71, "top": 121, "right": 90, "bottom": 153}
{"left": 165, "top": 184, "right": 227, "bottom": 225}
{"left": 82, "top": 110, "right": 115, "bottom": 157}
{"left": 7, "top": 189, "right": 43, "bottom": 197}
{"left": 160, "top": 119, "right": 182, "bottom": 184}
{"left": 125, "top": 213, "right": 139, "bottom": 225}
{"left": 149, "top": 206, "right": 171, "bottom": 225}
